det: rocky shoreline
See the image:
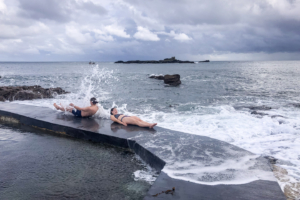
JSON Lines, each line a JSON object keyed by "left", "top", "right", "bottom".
{"left": 115, "top": 56, "right": 209, "bottom": 64}
{"left": 0, "top": 85, "right": 69, "bottom": 102}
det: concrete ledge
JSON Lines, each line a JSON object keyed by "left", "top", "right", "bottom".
{"left": 0, "top": 102, "right": 286, "bottom": 200}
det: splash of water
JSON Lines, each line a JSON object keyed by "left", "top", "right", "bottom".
{"left": 61, "top": 65, "right": 117, "bottom": 118}
{"left": 12, "top": 65, "right": 117, "bottom": 118}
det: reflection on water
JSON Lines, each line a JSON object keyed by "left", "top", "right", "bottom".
{"left": 0, "top": 124, "right": 151, "bottom": 200}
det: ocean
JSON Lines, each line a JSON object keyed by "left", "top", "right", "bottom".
{"left": 1, "top": 61, "right": 300, "bottom": 192}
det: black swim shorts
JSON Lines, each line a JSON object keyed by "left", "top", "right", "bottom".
{"left": 72, "top": 109, "right": 82, "bottom": 117}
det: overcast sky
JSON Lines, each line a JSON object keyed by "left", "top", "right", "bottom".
{"left": 0, "top": 0, "right": 300, "bottom": 61}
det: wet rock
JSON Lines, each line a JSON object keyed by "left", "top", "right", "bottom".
{"left": 0, "top": 85, "right": 69, "bottom": 101}
{"left": 264, "top": 156, "right": 278, "bottom": 164}
{"left": 271, "top": 115, "right": 285, "bottom": 118}
{"left": 149, "top": 74, "right": 181, "bottom": 86}
{"left": 199, "top": 60, "right": 210, "bottom": 62}
{"left": 250, "top": 111, "right": 268, "bottom": 116}
{"left": 251, "top": 111, "right": 285, "bottom": 119}
{"left": 164, "top": 74, "right": 181, "bottom": 86}
{"left": 249, "top": 105, "right": 272, "bottom": 110}
{"left": 149, "top": 75, "right": 164, "bottom": 80}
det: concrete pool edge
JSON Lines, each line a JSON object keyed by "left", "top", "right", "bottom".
{"left": 0, "top": 106, "right": 166, "bottom": 172}
{"left": 0, "top": 102, "right": 286, "bottom": 200}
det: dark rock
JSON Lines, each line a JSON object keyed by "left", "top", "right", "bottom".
{"left": 89, "top": 62, "right": 95, "bottom": 64}
{"left": 168, "top": 80, "right": 181, "bottom": 86}
{"left": 251, "top": 111, "right": 285, "bottom": 119}
{"left": 264, "top": 156, "right": 278, "bottom": 165}
{"left": 199, "top": 60, "right": 210, "bottom": 62}
{"left": 149, "top": 75, "right": 164, "bottom": 80}
{"left": 249, "top": 106, "right": 272, "bottom": 111}
{"left": 251, "top": 111, "right": 268, "bottom": 118}
{"left": 164, "top": 74, "right": 181, "bottom": 86}
{"left": 150, "top": 74, "right": 181, "bottom": 86}
{"left": 0, "top": 85, "right": 69, "bottom": 101}
{"left": 251, "top": 111, "right": 268, "bottom": 116}
{"left": 115, "top": 57, "right": 196, "bottom": 64}
{"left": 291, "top": 103, "right": 300, "bottom": 108}
{"left": 271, "top": 115, "right": 285, "bottom": 119}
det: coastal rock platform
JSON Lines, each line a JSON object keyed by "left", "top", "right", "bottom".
{"left": 0, "top": 85, "right": 68, "bottom": 102}
{"left": 0, "top": 102, "right": 286, "bottom": 200}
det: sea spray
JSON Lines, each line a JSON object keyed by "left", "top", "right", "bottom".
{"left": 132, "top": 155, "right": 159, "bottom": 185}
{"left": 12, "top": 64, "right": 117, "bottom": 118}
{"left": 62, "top": 65, "right": 118, "bottom": 107}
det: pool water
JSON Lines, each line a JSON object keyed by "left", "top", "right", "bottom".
{"left": 0, "top": 124, "right": 151, "bottom": 200}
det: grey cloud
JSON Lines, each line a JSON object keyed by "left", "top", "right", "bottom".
{"left": 1, "top": 0, "right": 300, "bottom": 61}
{"left": 78, "top": 1, "right": 107, "bottom": 15}
{"left": 17, "top": 0, "right": 107, "bottom": 23}
{"left": 18, "top": 0, "right": 71, "bottom": 22}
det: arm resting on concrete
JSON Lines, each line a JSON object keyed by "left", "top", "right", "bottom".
{"left": 110, "top": 115, "right": 127, "bottom": 126}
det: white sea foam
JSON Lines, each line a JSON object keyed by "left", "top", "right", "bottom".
{"left": 12, "top": 65, "right": 113, "bottom": 118}
{"left": 132, "top": 155, "right": 158, "bottom": 184}
{"left": 132, "top": 104, "right": 300, "bottom": 188}
{"left": 163, "top": 154, "right": 276, "bottom": 185}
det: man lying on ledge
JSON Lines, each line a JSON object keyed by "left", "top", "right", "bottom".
{"left": 110, "top": 107, "right": 157, "bottom": 129}
{"left": 53, "top": 97, "right": 99, "bottom": 118}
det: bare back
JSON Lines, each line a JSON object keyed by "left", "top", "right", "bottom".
{"left": 81, "top": 105, "right": 98, "bottom": 117}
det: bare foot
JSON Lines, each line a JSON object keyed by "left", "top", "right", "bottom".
{"left": 149, "top": 123, "right": 157, "bottom": 129}
{"left": 53, "top": 103, "right": 60, "bottom": 110}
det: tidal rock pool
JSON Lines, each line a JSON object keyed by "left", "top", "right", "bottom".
{"left": 0, "top": 124, "right": 151, "bottom": 200}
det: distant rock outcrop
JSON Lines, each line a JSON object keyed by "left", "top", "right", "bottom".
{"left": 115, "top": 57, "right": 195, "bottom": 64}
{"left": 0, "top": 85, "right": 69, "bottom": 102}
{"left": 164, "top": 74, "right": 181, "bottom": 86}
{"left": 149, "top": 74, "right": 181, "bottom": 86}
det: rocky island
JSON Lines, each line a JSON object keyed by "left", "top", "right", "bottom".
{"left": 115, "top": 57, "right": 209, "bottom": 64}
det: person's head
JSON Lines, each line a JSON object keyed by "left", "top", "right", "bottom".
{"left": 90, "top": 97, "right": 98, "bottom": 105}
{"left": 110, "top": 107, "right": 118, "bottom": 115}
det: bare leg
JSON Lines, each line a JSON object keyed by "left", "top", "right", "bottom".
{"left": 136, "top": 119, "right": 157, "bottom": 128}
{"left": 124, "top": 116, "right": 157, "bottom": 128}
{"left": 150, "top": 123, "right": 157, "bottom": 129}
{"left": 53, "top": 103, "right": 66, "bottom": 111}
{"left": 53, "top": 103, "right": 73, "bottom": 113}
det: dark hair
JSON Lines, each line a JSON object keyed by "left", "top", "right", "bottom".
{"left": 90, "top": 97, "right": 98, "bottom": 105}
{"left": 110, "top": 107, "right": 116, "bottom": 115}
